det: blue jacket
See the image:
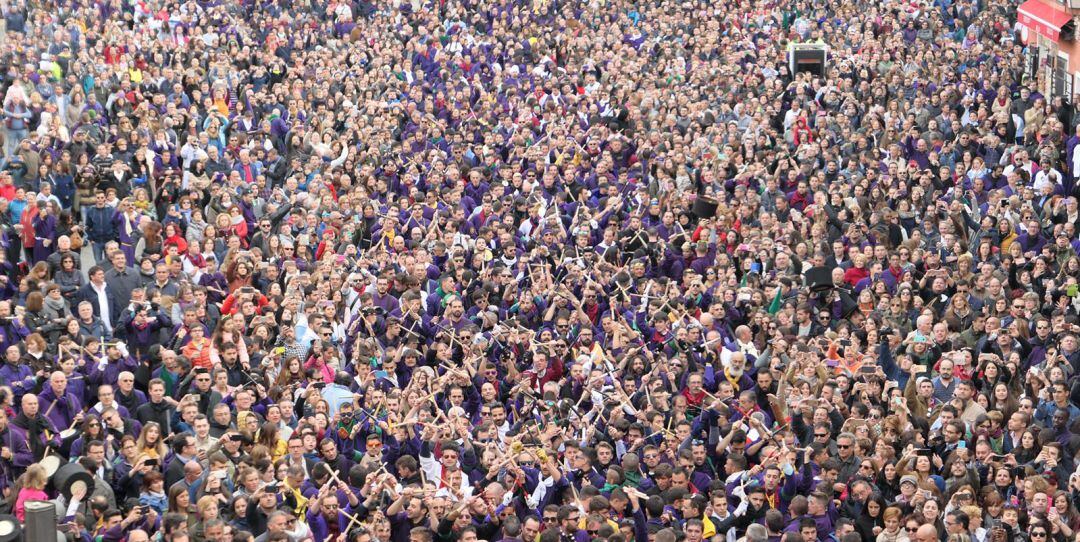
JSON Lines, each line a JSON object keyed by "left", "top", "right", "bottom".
{"left": 85, "top": 204, "right": 117, "bottom": 243}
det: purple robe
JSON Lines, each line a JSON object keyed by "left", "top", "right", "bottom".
{"left": 2, "top": 424, "right": 38, "bottom": 477}
{"left": 31, "top": 213, "right": 57, "bottom": 265}
{"left": 113, "top": 212, "right": 142, "bottom": 264}
{"left": 37, "top": 387, "right": 83, "bottom": 434}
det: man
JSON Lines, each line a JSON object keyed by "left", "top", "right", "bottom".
{"left": 386, "top": 487, "right": 432, "bottom": 542}
{"left": 114, "top": 371, "right": 147, "bottom": 415}
{"left": 283, "top": 435, "right": 316, "bottom": 476}
{"left": 38, "top": 371, "right": 83, "bottom": 431}
{"left": 134, "top": 379, "right": 176, "bottom": 435}
{"left": 0, "top": 409, "right": 32, "bottom": 484}
{"left": 1036, "top": 381, "right": 1080, "bottom": 426}
{"left": 165, "top": 435, "right": 201, "bottom": 489}
{"left": 88, "top": 343, "right": 139, "bottom": 392}
{"left": 103, "top": 251, "right": 140, "bottom": 309}
{"left": 945, "top": 510, "right": 969, "bottom": 537}
{"left": 10, "top": 394, "right": 60, "bottom": 467}
{"left": 556, "top": 504, "right": 587, "bottom": 542}
{"left": 90, "top": 385, "right": 131, "bottom": 418}
{"left": 78, "top": 266, "right": 121, "bottom": 335}
{"left": 85, "top": 190, "right": 117, "bottom": 263}
{"left": 254, "top": 511, "right": 294, "bottom": 542}
{"left": 833, "top": 433, "right": 860, "bottom": 482}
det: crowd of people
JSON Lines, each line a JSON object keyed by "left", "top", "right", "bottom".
{"left": 0, "top": 0, "right": 1076, "bottom": 541}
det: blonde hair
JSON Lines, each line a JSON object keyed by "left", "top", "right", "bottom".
{"left": 196, "top": 495, "right": 218, "bottom": 518}
{"left": 23, "top": 464, "right": 47, "bottom": 490}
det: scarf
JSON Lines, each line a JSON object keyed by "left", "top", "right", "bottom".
{"left": 12, "top": 413, "right": 48, "bottom": 459}
{"left": 43, "top": 296, "right": 67, "bottom": 317}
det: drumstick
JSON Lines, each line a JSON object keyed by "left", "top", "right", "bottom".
{"left": 44, "top": 398, "right": 59, "bottom": 419}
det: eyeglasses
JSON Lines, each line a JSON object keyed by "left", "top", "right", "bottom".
{"left": 566, "top": 516, "right": 580, "bottom": 522}
{"left": 815, "top": 433, "right": 828, "bottom": 438}
{"left": 543, "top": 517, "right": 558, "bottom": 523}
{"left": 905, "top": 528, "right": 918, "bottom": 533}
{"left": 1030, "top": 533, "right": 1048, "bottom": 538}
{"left": 837, "top": 444, "right": 851, "bottom": 449}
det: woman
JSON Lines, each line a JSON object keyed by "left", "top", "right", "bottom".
{"left": 877, "top": 507, "right": 908, "bottom": 542}
{"left": 139, "top": 471, "right": 168, "bottom": 515}
{"left": 1012, "top": 428, "right": 1041, "bottom": 465}
{"left": 53, "top": 253, "right": 83, "bottom": 300}
{"left": 30, "top": 200, "right": 57, "bottom": 264}
{"left": 69, "top": 414, "right": 105, "bottom": 457}
{"left": 877, "top": 460, "right": 902, "bottom": 502}
{"left": 136, "top": 220, "right": 164, "bottom": 262}
{"left": 229, "top": 494, "right": 253, "bottom": 532}
{"left": 211, "top": 366, "right": 235, "bottom": 398}
{"left": 136, "top": 422, "right": 168, "bottom": 460}
{"left": 210, "top": 315, "right": 250, "bottom": 368}
{"left": 255, "top": 422, "right": 286, "bottom": 463}
{"left": 22, "top": 292, "right": 60, "bottom": 338}
{"left": 168, "top": 484, "right": 195, "bottom": 528}
{"left": 1052, "top": 490, "right": 1080, "bottom": 534}
{"left": 41, "top": 284, "right": 72, "bottom": 332}
{"left": 275, "top": 356, "right": 306, "bottom": 390}
{"left": 163, "top": 222, "right": 189, "bottom": 255}
{"left": 191, "top": 494, "right": 225, "bottom": 542}
{"left": 856, "top": 494, "right": 888, "bottom": 540}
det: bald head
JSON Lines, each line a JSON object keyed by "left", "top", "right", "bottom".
{"left": 184, "top": 459, "right": 203, "bottom": 480}
{"left": 20, "top": 394, "right": 38, "bottom": 417}
{"left": 915, "top": 525, "right": 937, "bottom": 542}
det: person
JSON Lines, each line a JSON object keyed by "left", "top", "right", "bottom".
{"left": 0, "top": 0, "right": 1074, "bottom": 541}
{"left": 12, "top": 463, "right": 47, "bottom": 522}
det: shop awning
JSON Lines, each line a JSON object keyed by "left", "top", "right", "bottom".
{"left": 1018, "top": 0, "right": 1074, "bottom": 42}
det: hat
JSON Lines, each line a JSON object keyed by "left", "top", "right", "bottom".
{"left": 900, "top": 475, "right": 918, "bottom": 486}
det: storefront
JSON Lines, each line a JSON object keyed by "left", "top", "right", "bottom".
{"left": 1017, "top": 0, "right": 1078, "bottom": 99}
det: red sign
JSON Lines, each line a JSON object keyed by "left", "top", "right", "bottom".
{"left": 1018, "top": 0, "right": 1073, "bottom": 42}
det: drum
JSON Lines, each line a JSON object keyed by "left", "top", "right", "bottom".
{"left": 40, "top": 455, "right": 62, "bottom": 478}
{"left": 59, "top": 428, "right": 77, "bottom": 440}
{"left": 691, "top": 196, "right": 719, "bottom": 219}
{"left": 0, "top": 514, "right": 19, "bottom": 542}
{"left": 51, "top": 462, "right": 95, "bottom": 500}
{"left": 804, "top": 267, "right": 835, "bottom": 293}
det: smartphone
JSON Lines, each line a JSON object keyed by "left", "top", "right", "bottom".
{"left": 1014, "top": 466, "right": 1026, "bottom": 479}
{"left": 859, "top": 366, "right": 876, "bottom": 374}
{"left": 916, "top": 448, "right": 933, "bottom": 457}
{"left": 144, "top": 458, "right": 158, "bottom": 467}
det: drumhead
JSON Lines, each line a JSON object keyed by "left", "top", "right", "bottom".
{"left": 0, "top": 519, "right": 14, "bottom": 536}
{"left": 59, "top": 429, "right": 77, "bottom": 440}
{"left": 40, "top": 456, "right": 61, "bottom": 476}
{"left": 70, "top": 480, "right": 87, "bottom": 496}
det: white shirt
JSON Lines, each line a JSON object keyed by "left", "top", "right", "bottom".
{"left": 91, "top": 281, "right": 112, "bottom": 332}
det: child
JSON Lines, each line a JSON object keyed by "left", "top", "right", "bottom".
{"left": 14, "top": 464, "right": 48, "bottom": 521}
